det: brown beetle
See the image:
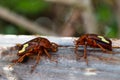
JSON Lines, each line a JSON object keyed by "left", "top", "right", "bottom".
{"left": 74, "top": 34, "right": 112, "bottom": 65}
{"left": 11, "top": 37, "right": 58, "bottom": 72}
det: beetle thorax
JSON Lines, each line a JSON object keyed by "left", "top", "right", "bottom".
{"left": 76, "top": 37, "right": 86, "bottom": 45}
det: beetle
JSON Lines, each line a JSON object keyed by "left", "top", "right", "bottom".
{"left": 74, "top": 34, "right": 112, "bottom": 65}
{"left": 10, "top": 37, "right": 58, "bottom": 73}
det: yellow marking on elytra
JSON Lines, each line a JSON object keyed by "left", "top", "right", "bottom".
{"left": 19, "top": 44, "right": 29, "bottom": 53}
{"left": 98, "top": 36, "right": 109, "bottom": 43}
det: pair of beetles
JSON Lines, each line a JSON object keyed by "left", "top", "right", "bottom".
{"left": 10, "top": 34, "right": 112, "bottom": 72}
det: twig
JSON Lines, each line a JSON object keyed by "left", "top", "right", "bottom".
{"left": 46, "top": 0, "right": 99, "bottom": 34}
{"left": 45, "top": 0, "right": 78, "bottom": 5}
{"left": 60, "top": 8, "right": 81, "bottom": 36}
{"left": 0, "top": 6, "right": 57, "bottom": 36}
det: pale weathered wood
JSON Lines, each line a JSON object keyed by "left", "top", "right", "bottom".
{"left": 0, "top": 35, "right": 120, "bottom": 80}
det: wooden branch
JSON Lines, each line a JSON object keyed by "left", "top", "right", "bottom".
{"left": 80, "top": 0, "right": 98, "bottom": 34}
{"left": 0, "top": 6, "right": 57, "bottom": 36}
{"left": 46, "top": 0, "right": 99, "bottom": 34}
{"left": 115, "top": 0, "right": 120, "bottom": 37}
{"left": 45, "top": 0, "right": 78, "bottom": 5}
{"left": 60, "top": 8, "right": 80, "bottom": 36}
{"left": 0, "top": 35, "right": 120, "bottom": 80}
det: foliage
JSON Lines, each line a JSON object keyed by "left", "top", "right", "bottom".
{"left": 0, "top": 0, "right": 118, "bottom": 37}
{"left": 95, "top": 1, "right": 118, "bottom": 37}
{"left": 0, "top": 0, "right": 49, "bottom": 15}
{"left": 0, "top": 0, "right": 50, "bottom": 34}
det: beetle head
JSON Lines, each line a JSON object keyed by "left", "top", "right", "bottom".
{"left": 50, "top": 42, "right": 58, "bottom": 52}
{"left": 75, "top": 37, "right": 86, "bottom": 45}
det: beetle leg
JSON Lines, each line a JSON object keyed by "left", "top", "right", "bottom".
{"left": 16, "top": 53, "right": 32, "bottom": 63}
{"left": 9, "top": 53, "right": 32, "bottom": 68}
{"left": 96, "top": 43, "right": 113, "bottom": 54}
{"left": 44, "top": 49, "right": 57, "bottom": 63}
{"left": 31, "top": 51, "right": 41, "bottom": 73}
{"left": 75, "top": 45, "right": 81, "bottom": 60}
{"left": 75, "top": 45, "right": 78, "bottom": 54}
{"left": 75, "top": 45, "right": 78, "bottom": 55}
{"left": 44, "top": 49, "right": 51, "bottom": 59}
{"left": 84, "top": 42, "right": 88, "bottom": 65}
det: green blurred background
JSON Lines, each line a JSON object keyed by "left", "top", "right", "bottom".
{"left": 0, "top": 0, "right": 119, "bottom": 38}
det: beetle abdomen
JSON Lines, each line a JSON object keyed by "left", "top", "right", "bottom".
{"left": 96, "top": 40, "right": 112, "bottom": 51}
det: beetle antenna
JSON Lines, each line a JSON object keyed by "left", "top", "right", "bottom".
{"left": 8, "top": 63, "right": 16, "bottom": 68}
{"left": 73, "top": 39, "right": 77, "bottom": 45}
